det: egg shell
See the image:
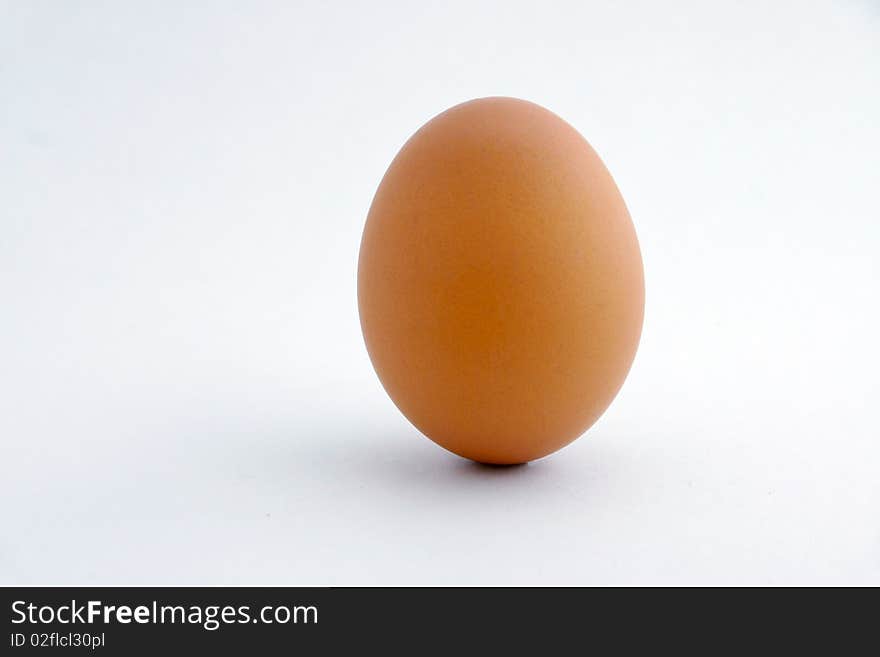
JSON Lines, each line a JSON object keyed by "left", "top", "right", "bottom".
{"left": 358, "top": 97, "right": 644, "bottom": 464}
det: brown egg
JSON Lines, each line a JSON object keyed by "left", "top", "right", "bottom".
{"left": 358, "top": 97, "right": 644, "bottom": 464}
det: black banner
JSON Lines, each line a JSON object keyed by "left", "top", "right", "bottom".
{"left": 1, "top": 586, "right": 870, "bottom": 652}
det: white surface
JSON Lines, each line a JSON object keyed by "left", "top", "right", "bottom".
{"left": 2, "top": 1, "right": 878, "bottom": 586}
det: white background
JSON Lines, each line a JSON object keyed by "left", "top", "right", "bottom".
{"left": 2, "top": 1, "right": 878, "bottom": 585}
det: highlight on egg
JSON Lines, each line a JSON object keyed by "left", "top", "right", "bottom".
{"left": 358, "top": 97, "right": 644, "bottom": 464}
